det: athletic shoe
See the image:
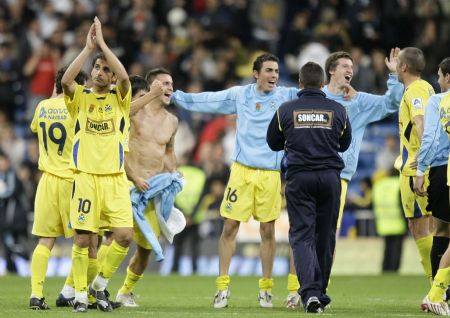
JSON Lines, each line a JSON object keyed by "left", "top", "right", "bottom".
{"left": 421, "top": 296, "right": 429, "bottom": 313}
{"left": 258, "top": 290, "right": 273, "bottom": 308}
{"left": 305, "top": 296, "right": 323, "bottom": 313}
{"left": 213, "top": 289, "right": 230, "bottom": 308}
{"left": 285, "top": 292, "right": 301, "bottom": 309}
{"left": 72, "top": 301, "right": 88, "bottom": 313}
{"left": 422, "top": 296, "right": 450, "bottom": 316}
{"left": 116, "top": 292, "right": 139, "bottom": 307}
{"left": 56, "top": 293, "right": 75, "bottom": 307}
{"left": 89, "top": 286, "right": 112, "bottom": 312}
{"left": 29, "top": 297, "right": 50, "bottom": 310}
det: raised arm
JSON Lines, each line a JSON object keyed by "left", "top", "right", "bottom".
{"left": 62, "top": 24, "right": 96, "bottom": 99}
{"left": 130, "top": 80, "right": 163, "bottom": 117}
{"left": 171, "top": 86, "right": 240, "bottom": 114}
{"left": 266, "top": 110, "right": 285, "bottom": 151}
{"left": 93, "top": 17, "right": 130, "bottom": 97}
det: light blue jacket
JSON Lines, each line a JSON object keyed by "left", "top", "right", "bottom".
{"left": 130, "top": 172, "right": 183, "bottom": 262}
{"left": 172, "top": 84, "right": 298, "bottom": 170}
{"left": 324, "top": 74, "right": 404, "bottom": 180}
{"left": 417, "top": 91, "right": 450, "bottom": 174}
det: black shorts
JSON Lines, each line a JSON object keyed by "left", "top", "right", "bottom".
{"left": 428, "top": 165, "right": 450, "bottom": 223}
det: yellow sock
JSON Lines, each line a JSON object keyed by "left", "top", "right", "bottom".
{"left": 72, "top": 245, "right": 89, "bottom": 293}
{"left": 428, "top": 267, "right": 450, "bottom": 302}
{"left": 31, "top": 244, "right": 51, "bottom": 298}
{"left": 99, "top": 240, "right": 129, "bottom": 279}
{"left": 87, "top": 258, "right": 99, "bottom": 286}
{"left": 97, "top": 244, "right": 109, "bottom": 267}
{"left": 287, "top": 273, "right": 300, "bottom": 293}
{"left": 64, "top": 268, "right": 74, "bottom": 288}
{"left": 216, "top": 275, "right": 230, "bottom": 291}
{"left": 416, "top": 235, "right": 433, "bottom": 281}
{"left": 259, "top": 277, "right": 274, "bottom": 292}
{"left": 119, "top": 267, "right": 143, "bottom": 294}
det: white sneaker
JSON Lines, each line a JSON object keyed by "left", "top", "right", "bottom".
{"left": 285, "top": 292, "right": 301, "bottom": 309}
{"left": 115, "top": 292, "right": 139, "bottom": 307}
{"left": 213, "top": 289, "right": 230, "bottom": 309}
{"left": 305, "top": 296, "right": 323, "bottom": 313}
{"left": 258, "top": 290, "right": 273, "bottom": 308}
{"left": 423, "top": 296, "right": 450, "bottom": 316}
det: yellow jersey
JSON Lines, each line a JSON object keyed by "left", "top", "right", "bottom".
{"left": 398, "top": 79, "right": 434, "bottom": 176}
{"left": 30, "top": 97, "right": 74, "bottom": 180}
{"left": 64, "top": 84, "right": 131, "bottom": 174}
{"left": 439, "top": 92, "right": 450, "bottom": 139}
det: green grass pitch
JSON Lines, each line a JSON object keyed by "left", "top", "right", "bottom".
{"left": 0, "top": 274, "right": 431, "bottom": 317}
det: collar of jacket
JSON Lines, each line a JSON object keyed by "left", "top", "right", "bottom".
{"left": 297, "top": 88, "right": 326, "bottom": 98}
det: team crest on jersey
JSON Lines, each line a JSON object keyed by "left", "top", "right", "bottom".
{"left": 98, "top": 107, "right": 103, "bottom": 113}
{"left": 77, "top": 214, "right": 86, "bottom": 224}
{"left": 105, "top": 104, "right": 112, "bottom": 113}
{"left": 270, "top": 101, "right": 276, "bottom": 110}
{"left": 412, "top": 98, "right": 423, "bottom": 109}
{"left": 225, "top": 203, "right": 232, "bottom": 212}
{"left": 39, "top": 108, "right": 47, "bottom": 118}
{"left": 255, "top": 103, "right": 261, "bottom": 111}
{"left": 89, "top": 104, "right": 95, "bottom": 113}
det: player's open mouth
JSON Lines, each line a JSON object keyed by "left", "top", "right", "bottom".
{"left": 268, "top": 81, "right": 276, "bottom": 86}
{"left": 344, "top": 75, "right": 351, "bottom": 82}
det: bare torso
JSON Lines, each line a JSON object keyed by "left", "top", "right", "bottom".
{"left": 126, "top": 101, "right": 178, "bottom": 181}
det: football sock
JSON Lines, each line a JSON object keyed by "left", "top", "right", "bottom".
{"left": 428, "top": 267, "right": 450, "bottom": 302}
{"left": 87, "top": 258, "right": 99, "bottom": 286}
{"left": 416, "top": 235, "right": 433, "bottom": 283}
{"left": 119, "top": 267, "right": 143, "bottom": 294}
{"left": 31, "top": 244, "right": 51, "bottom": 299}
{"left": 97, "top": 240, "right": 129, "bottom": 281}
{"left": 216, "top": 275, "right": 230, "bottom": 291}
{"left": 72, "top": 245, "right": 89, "bottom": 293}
{"left": 97, "top": 244, "right": 109, "bottom": 267}
{"left": 259, "top": 277, "right": 274, "bottom": 292}
{"left": 287, "top": 273, "right": 300, "bottom": 294}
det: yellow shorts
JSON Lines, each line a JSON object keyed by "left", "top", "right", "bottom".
{"left": 337, "top": 179, "right": 348, "bottom": 229}
{"left": 220, "top": 162, "right": 281, "bottom": 223}
{"left": 133, "top": 201, "right": 161, "bottom": 250}
{"left": 32, "top": 172, "right": 74, "bottom": 238}
{"left": 399, "top": 174, "right": 431, "bottom": 218}
{"left": 70, "top": 171, "right": 132, "bottom": 233}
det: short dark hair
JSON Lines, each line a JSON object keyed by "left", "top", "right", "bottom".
{"left": 91, "top": 52, "right": 107, "bottom": 68}
{"left": 129, "top": 75, "right": 149, "bottom": 97}
{"left": 325, "top": 51, "right": 353, "bottom": 83}
{"left": 145, "top": 67, "right": 171, "bottom": 84}
{"left": 439, "top": 57, "right": 450, "bottom": 77}
{"left": 299, "top": 62, "right": 325, "bottom": 89}
{"left": 55, "top": 66, "right": 88, "bottom": 94}
{"left": 399, "top": 47, "right": 425, "bottom": 76}
{"left": 252, "top": 53, "right": 279, "bottom": 73}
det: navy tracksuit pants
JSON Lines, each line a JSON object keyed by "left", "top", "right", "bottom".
{"left": 285, "top": 169, "right": 341, "bottom": 307}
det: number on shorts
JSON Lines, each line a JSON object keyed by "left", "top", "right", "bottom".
{"left": 78, "top": 198, "right": 92, "bottom": 213}
{"left": 39, "top": 122, "right": 67, "bottom": 155}
{"left": 226, "top": 187, "right": 238, "bottom": 202}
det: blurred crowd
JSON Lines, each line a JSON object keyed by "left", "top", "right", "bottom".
{"left": 0, "top": 0, "right": 449, "bottom": 273}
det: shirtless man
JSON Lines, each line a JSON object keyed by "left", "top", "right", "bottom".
{"left": 115, "top": 69, "right": 179, "bottom": 307}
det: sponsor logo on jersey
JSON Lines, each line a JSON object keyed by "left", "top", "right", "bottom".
{"left": 89, "top": 104, "right": 95, "bottom": 113}
{"left": 412, "top": 98, "right": 423, "bottom": 109}
{"left": 294, "top": 110, "right": 333, "bottom": 129}
{"left": 39, "top": 108, "right": 47, "bottom": 118}
{"left": 85, "top": 118, "right": 115, "bottom": 135}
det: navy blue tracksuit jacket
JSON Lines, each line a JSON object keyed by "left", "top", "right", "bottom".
{"left": 266, "top": 88, "right": 352, "bottom": 308}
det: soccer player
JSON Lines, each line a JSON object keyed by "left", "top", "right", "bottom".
{"left": 285, "top": 49, "right": 403, "bottom": 308}
{"left": 61, "top": 17, "right": 133, "bottom": 312}
{"left": 172, "top": 53, "right": 299, "bottom": 308}
{"left": 114, "top": 69, "right": 178, "bottom": 307}
{"left": 267, "top": 62, "right": 352, "bottom": 313}
{"left": 395, "top": 47, "right": 435, "bottom": 283}
{"left": 29, "top": 67, "right": 88, "bottom": 310}
{"left": 416, "top": 57, "right": 450, "bottom": 316}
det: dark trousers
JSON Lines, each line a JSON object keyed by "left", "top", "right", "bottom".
{"left": 171, "top": 223, "right": 200, "bottom": 273}
{"left": 285, "top": 169, "right": 340, "bottom": 307}
{"left": 382, "top": 235, "right": 404, "bottom": 272}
